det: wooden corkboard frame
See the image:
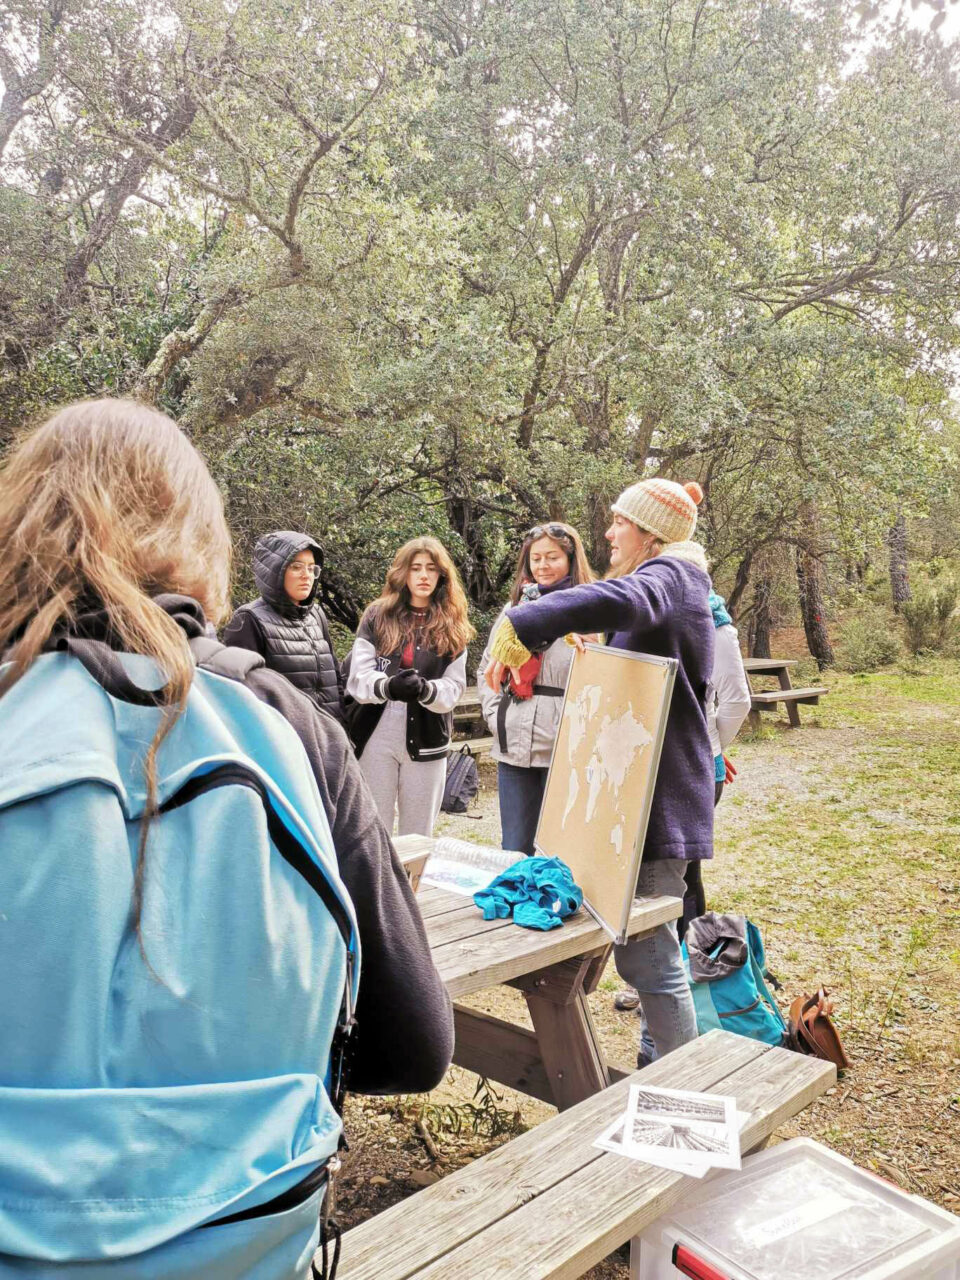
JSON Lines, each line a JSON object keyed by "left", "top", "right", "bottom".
{"left": 534, "top": 643, "right": 677, "bottom": 943}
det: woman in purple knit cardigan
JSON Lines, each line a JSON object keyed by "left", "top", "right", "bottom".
{"left": 486, "top": 478, "right": 714, "bottom": 1067}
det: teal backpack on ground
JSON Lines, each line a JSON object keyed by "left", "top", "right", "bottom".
{"left": 682, "top": 912, "right": 787, "bottom": 1047}
{"left": 0, "top": 638, "right": 360, "bottom": 1279}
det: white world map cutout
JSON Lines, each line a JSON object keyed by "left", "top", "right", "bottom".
{"left": 562, "top": 691, "right": 654, "bottom": 854}
{"left": 538, "top": 645, "right": 675, "bottom": 942}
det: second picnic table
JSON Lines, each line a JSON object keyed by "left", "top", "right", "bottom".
{"left": 395, "top": 834, "right": 681, "bottom": 1112}
{"left": 743, "top": 655, "right": 827, "bottom": 728}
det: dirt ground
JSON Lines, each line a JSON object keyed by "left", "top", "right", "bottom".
{"left": 335, "top": 646, "right": 960, "bottom": 1274}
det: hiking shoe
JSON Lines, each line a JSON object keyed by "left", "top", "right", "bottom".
{"left": 613, "top": 987, "right": 641, "bottom": 1011}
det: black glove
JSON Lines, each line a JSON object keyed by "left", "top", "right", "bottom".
{"left": 386, "top": 668, "right": 426, "bottom": 702}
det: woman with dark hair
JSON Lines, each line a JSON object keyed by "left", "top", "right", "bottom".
{"left": 0, "top": 400, "right": 452, "bottom": 1277}
{"left": 478, "top": 521, "right": 595, "bottom": 854}
{"left": 346, "top": 536, "right": 474, "bottom": 837}
{"left": 224, "top": 531, "right": 346, "bottom": 725}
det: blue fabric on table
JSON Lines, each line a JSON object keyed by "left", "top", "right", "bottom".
{"left": 474, "top": 856, "right": 583, "bottom": 931}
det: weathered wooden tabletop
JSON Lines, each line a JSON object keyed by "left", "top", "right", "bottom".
{"left": 742, "top": 656, "right": 797, "bottom": 674}
{"left": 417, "top": 881, "right": 680, "bottom": 1000}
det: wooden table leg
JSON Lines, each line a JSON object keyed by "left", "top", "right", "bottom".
{"left": 777, "top": 666, "right": 802, "bottom": 727}
{"left": 523, "top": 985, "right": 610, "bottom": 1110}
{"left": 510, "top": 950, "right": 613, "bottom": 1111}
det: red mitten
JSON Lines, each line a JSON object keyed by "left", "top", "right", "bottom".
{"left": 509, "top": 654, "right": 542, "bottom": 699}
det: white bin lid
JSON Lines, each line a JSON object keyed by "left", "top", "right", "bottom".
{"left": 656, "top": 1138, "right": 960, "bottom": 1280}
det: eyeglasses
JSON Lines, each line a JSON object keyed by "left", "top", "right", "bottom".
{"left": 287, "top": 562, "right": 321, "bottom": 579}
{"left": 526, "top": 523, "right": 574, "bottom": 548}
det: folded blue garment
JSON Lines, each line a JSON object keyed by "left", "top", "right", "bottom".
{"left": 474, "top": 856, "right": 583, "bottom": 931}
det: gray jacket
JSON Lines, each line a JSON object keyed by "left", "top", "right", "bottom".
{"left": 477, "top": 605, "right": 573, "bottom": 769}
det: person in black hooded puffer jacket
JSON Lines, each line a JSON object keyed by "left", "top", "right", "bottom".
{"left": 224, "top": 530, "right": 346, "bottom": 724}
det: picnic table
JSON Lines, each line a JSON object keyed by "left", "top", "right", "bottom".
{"left": 743, "top": 655, "right": 827, "bottom": 729}
{"left": 395, "top": 834, "right": 681, "bottom": 1112}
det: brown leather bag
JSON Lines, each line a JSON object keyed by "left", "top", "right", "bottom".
{"left": 789, "top": 987, "right": 851, "bottom": 1070}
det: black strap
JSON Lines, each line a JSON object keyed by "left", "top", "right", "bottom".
{"left": 496, "top": 691, "right": 510, "bottom": 754}
{"left": 61, "top": 635, "right": 266, "bottom": 702}
{"left": 62, "top": 636, "right": 165, "bottom": 706}
{"left": 496, "top": 683, "right": 564, "bottom": 753}
{"left": 314, "top": 1215, "right": 343, "bottom": 1280}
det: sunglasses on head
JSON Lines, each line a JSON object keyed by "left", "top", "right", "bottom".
{"left": 526, "top": 523, "right": 574, "bottom": 547}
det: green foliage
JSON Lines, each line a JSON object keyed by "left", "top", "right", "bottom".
{"left": 3, "top": 0, "right": 960, "bottom": 630}
{"left": 901, "top": 581, "right": 960, "bottom": 655}
{"left": 397, "top": 1078, "right": 526, "bottom": 1141}
{"left": 835, "top": 605, "right": 902, "bottom": 673}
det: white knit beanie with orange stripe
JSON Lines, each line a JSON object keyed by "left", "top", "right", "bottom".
{"left": 611, "top": 478, "right": 704, "bottom": 544}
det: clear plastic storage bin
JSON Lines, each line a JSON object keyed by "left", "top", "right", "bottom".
{"left": 633, "top": 1138, "right": 960, "bottom": 1280}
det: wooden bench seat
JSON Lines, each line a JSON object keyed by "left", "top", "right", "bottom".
{"left": 750, "top": 685, "right": 827, "bottom": 705}
{"left": 749, "top": 686, "right": 827, "bottom": 729}
{"left": 336, "top": 1030, "right": 835, "bottom": 1280}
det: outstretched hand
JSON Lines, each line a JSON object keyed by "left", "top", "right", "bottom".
{"left": 723, "top": 755, "right": 737, "bottom": 785}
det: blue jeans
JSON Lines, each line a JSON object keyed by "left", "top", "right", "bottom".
{"left": 615, "top": 858, "right": 698, "bottom": 1063}
{"left": 497, "top": 762, "right": 548, "bottom": 855}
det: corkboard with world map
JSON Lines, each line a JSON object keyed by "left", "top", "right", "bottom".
{"left": 535, "top": 643, "right": 677, "bottom": 942}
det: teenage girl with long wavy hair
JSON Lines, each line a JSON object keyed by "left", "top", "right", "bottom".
{"left": 347, "top": 535, "right": 474, "bottom": 837}
{"left": 0, "top": 400, "right": 452, "bottom": 1277}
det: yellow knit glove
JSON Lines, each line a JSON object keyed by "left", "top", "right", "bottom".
{"left": 489, "top": 616, "right": 532, "bottom": 669}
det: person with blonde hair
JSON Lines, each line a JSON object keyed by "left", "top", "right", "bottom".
{"left": 486, "top": 478, "right": 714, "bottom": 1066}
{"left": 347, "top": 536, "right": 474, "bottom": 837}
{"left": 0, "top": 400, "right": 452, "bottom": 1278}
{"left": 478, "top": 521, "right": 595, "bottom": 854}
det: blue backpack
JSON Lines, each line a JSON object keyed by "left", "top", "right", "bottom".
{"left": 0, "top": 637, "right": 360, "bottom": 1279}
{"left": 682, "top": 913, "right": 787, "bottom": 1047}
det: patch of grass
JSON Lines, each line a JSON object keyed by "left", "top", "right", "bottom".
{"left": 712, "top": 656, "right": 960, "bottom": 1068}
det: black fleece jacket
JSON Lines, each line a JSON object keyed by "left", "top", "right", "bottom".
{"left": 58, "top": 595, "right": 454, "bottom": 1096}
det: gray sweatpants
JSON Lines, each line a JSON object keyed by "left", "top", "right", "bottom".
{"left": 359, "top": 701, "right": 446, "bottom": 837}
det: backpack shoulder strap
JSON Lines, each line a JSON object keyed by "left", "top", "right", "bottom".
{"left": 189, "top": 636, "right": 265, "bottom": 682}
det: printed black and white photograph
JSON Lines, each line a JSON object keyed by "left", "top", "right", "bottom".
{"left": 629, "top": 1087, "right": 729, "bottom": 1126}
{"left": 623, "top": 1084, "right": 741, "bottom": 1172}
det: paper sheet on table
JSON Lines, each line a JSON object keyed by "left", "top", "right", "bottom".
{"left": 594, "top": 1084, "right": 745, "bottom": 1177}
{"left": 419, "top": 837, "right": 519, "bottom": 897}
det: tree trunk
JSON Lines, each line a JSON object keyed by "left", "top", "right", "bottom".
{"left": 887, "top": 509, "right": 910, "bottom": 612}
{"left": 32, "top": 93, "right": 197, "bottom": 347}
{"left": 447, "top": 494, "right": 499, "bottom": 608}
{"left": 750, "top": 572, "right": 773, "bottom": 659}
{"left": 572, "top": 387, "right": 615, "bottom": 569}
{"left": 795, "top": 542, "right": 834, "bottom": 669}
{"left": 318, "top": 571, "right": 360, "bottom": 631}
